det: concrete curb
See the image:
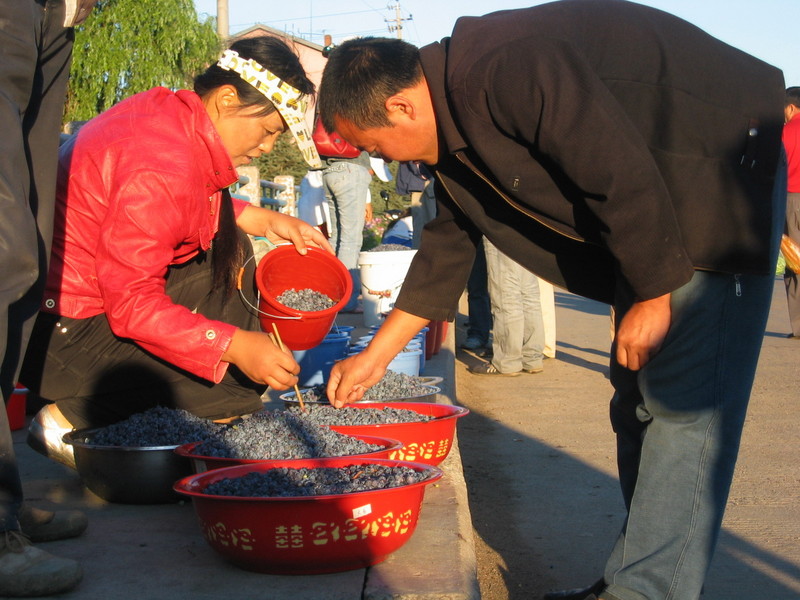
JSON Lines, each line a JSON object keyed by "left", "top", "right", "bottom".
{"left": 365, "top": 323, "right": 480, "bottom": 599}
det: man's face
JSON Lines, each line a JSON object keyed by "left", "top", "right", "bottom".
{"left": 334, "top": 117, "right": 437, "bottom": 165}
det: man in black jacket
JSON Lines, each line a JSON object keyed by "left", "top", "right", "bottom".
{"left": 319, "top": 1, "right": 786, "bottom": 599}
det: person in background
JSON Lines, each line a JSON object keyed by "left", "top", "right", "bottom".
{"left": 20, "top": 36, "right": 330, "bottom": 469}
{"left": 318, "top": 2, "right": 786, "bottom": 598}
{"left": 461, "top": 238, "right": 492, "bottom": 352}
{"left": 783, "top": 87, "right": 800, "bottom": 339}
{"left": 297, "top": 169, "right": 329, "bottom": 238}
{"left": 470, "top": 238, "right": 545, "bottom": 376}
{"left": 538, "top": 277, "right": 557, "bottom": 359}
{"left": 321, "top": 150, "right": 373, "bottom": 313}
{"left": 0, "top": 1, "right": 96, "bottom": 596}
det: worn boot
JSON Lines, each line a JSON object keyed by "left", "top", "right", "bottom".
{"left": 18, "top": 505, "right": 88, "bottom": 543}
{"left": 0, "top": 530, "right": 82, "bottom": 597}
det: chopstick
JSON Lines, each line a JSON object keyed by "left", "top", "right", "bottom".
{"left": 269, "top": 323, "right": 306, "bottom": 413}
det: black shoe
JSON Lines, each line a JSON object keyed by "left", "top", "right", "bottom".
{"left": 543, "top": 579, "right": 605, "bottom": 600}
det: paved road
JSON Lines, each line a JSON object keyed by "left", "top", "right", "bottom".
{"left": 453, "top": 278, "right": 800, "bottom": 599}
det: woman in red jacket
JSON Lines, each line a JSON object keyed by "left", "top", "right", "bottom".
{"left": 21, "top": 36, "right": 329, "bottom": 467}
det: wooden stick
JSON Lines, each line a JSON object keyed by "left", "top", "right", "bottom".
{"left": 270, "top": 323, "right": 306, "bottom": 413}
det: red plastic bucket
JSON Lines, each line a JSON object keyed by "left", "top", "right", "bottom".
{"left": 254, "top": 246, "right": 352, "bottom": 350}
{"left": 6, "top": 385, "right": 28, "bottom": 431}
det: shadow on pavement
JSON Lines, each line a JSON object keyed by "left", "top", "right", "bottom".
{"left": 455, "top": 283, "right": 800, "bottom": 599}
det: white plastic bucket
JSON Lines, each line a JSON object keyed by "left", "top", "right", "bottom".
{"left": 357, "top": 248, "right": 417, "bottom": 327}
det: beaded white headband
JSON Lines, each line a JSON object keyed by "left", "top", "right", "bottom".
{"left": 217, "top": 49, "right": 321, "bottom": 169}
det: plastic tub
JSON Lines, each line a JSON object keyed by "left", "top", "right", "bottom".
{"left": 325, "top": 401, "right": 469, "bottom": 466}
{"left": 357, "top": 248, "right": 417, "bottom": 328}
{"left": 255, "top": 246, "right": 352, "bottom": 350}
{"left": 387, "top": 348, "right": 422, "bottom": 377}
{"left": 292, "top": 333, "right": 350, "bottom": 386}
{"left": 6, "top": 385, "right": 28, "bottom": 431}
{"left": 63, "top": 428, "right": 193, "bottom": 504}
{"left": 173, "top": 457, "right": 442, "bottom": 574}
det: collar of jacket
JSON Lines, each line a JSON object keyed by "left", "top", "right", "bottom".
{"left": 174, "top": 89, "right": 239, "bottom": 193}
{"left": 419, "top": 41, "right": 469, "bottom": 159}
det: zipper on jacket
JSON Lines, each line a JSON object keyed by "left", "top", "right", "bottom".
{"left": 734, "top": 274, "right": 742, "bottom": 297}
{"left": 444, "top": 152, "right": 590, "bottom": 245}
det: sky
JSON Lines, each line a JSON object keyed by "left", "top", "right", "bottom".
{"left": 193, "top": 1, "right": 799, "bottom": 86}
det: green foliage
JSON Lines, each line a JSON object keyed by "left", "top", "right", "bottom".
{"left": 66, "top": 0, "right": 221, "bottom": 121}
{"left": 254, "top": 134, "right": 308, "bottom": 183}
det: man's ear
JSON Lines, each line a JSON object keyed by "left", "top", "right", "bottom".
{"left": 385, "top": 94, "right": 416, "bottom": 121}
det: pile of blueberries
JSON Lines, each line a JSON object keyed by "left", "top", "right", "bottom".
{"left": 298, "top": 369, "right": 433, "bottom": 403}
{"left": 284, "top": 404, "right": 432, "bottom": 426}
{"left": 192, "top": 410, "right": 381, "bottom": 460}
{"left": 88, "top": 407, "right": 224, "bottom": 447}
{"left": 203, "top": 463, "right": 431, "bottom": 497}
{"left": 367, "top": 244, "right": 414, "bottom": 252}
{"left": 276, "top": 288, "right": 335, "bottom": 311}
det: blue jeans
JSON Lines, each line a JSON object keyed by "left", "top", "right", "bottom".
{"left": 603, "top": 165, "right": 786, "bottom": 600}
{"left": 484, "top": 239, "right": 545, "bottom": 372}
{"left": 323, "top": 161, "right": 372, "bottom": 311}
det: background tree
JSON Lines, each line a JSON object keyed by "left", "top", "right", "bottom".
{"left": 65, "top": 0, "right": 220, "bottom": 122}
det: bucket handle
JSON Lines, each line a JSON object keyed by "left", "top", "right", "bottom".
{"left": 362, "top": 280, "right": 405, "bottom": 298}
{"left": 237, "top": 254, "right": 302, "bottom": 321}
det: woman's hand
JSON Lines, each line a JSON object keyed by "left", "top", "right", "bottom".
{"left": 222, "top": 329, "right": 300, "bottom": 390}
{"left": 615, "top": 293, "right": 671, "bottom": 371}
{"left": 237, "top": 206, "right": 332, "bottom": 255}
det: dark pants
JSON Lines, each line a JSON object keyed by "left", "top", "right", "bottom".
{"left": 784, "top": 192, "right": 800, "bottom": 336}
{"left": 466, "top": 238, "right": 492, "bottom": 343}
{"left": 20, "top": 235, "right": 266, "bottom": 430}
{"left": 0, "top": 0, "right": 73, "bottom": 532}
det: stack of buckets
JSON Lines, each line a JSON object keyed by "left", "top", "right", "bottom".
{"left": 357, "top": 247, "right": 417, "bottom": 328}
{"left": 348, "top": 329, "right": 425, "bottom": 377}
{"left": 292, "top": 325, "right": 354, "bottom": 387}
{"left": 292, "top": 323, "right": 439, "bottom": 386}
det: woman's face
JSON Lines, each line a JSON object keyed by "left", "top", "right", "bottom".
{"left": 206, "top": 86, "right": 286, "bottom": 167}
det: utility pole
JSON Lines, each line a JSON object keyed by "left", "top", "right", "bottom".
{"left": 216, "top": 0, "right": 229, "bottom": 40}
{"left": 385, "top": 1, "right": 411, "bottom": 39}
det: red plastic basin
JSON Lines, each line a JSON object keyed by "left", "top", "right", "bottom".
{"left": 173, "top": 457, "right": 442, "bottom": 574}
{"left": 327, "top": 401, "right": 469, "bottom": 466}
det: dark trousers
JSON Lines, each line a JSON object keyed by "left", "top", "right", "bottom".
{"left": 1, "top": 0, "right": 73, "bottom": 532}
{"left": 784, "top": 192, "right": 800, "bottom": 336}
{"left": 20, "top": 235, "right": 266, "bottom": 430}
{"left": 466, "top": 238, "right": 492, "bottom": 343}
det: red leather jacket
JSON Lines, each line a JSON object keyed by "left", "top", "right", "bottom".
{"left": 43, "top": 87, "right": 250, "bottom": 382}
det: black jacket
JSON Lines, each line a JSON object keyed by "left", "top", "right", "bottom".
{"left": 395, "top": 0, "right": 784, "bottom": 317}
